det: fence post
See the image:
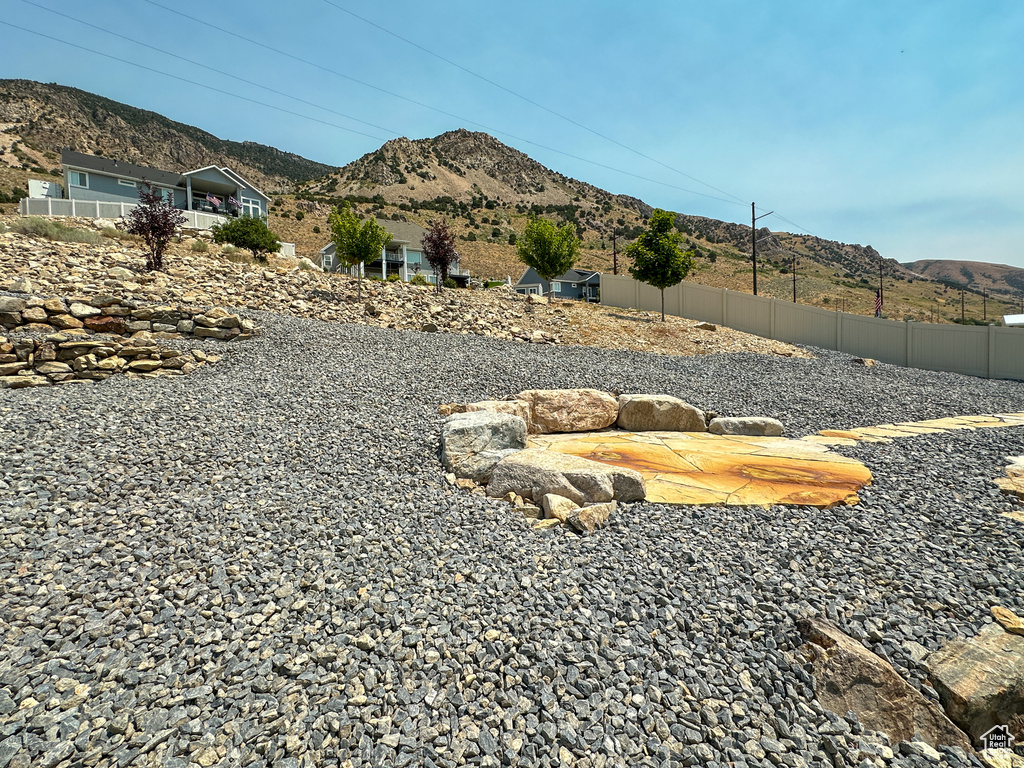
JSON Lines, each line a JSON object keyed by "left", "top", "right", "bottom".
{"left": 677, "top": 282, "right": 684, "bottom": 319}
{"left": 634, "top": 278, "right": 640, "bottom": 310}
{"left": 988, "top": 324, "right": 996, "bottom": 379}
{"left": 836, "top": 311, "right": 843, "bottom": 353}
{"left": 769, "top": 298, "right": 776, "bottom": 339}
{"left": 906, "top": 320, "right": 913, "bottom": 367}
{"left": 721, "top": 288, "right": 727, "bottom": 325}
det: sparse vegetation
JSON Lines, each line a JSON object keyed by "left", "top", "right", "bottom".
{"left": 11, "top": 217, "right": 100, "bottom": 244}
{"left": 190, "top": 239, "right": 209, "bottom": 253}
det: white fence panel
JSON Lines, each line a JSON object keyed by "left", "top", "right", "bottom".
{"left": 912, "top": 323, "right": 989, "bottom": 377}
{"left": 681, "top": 282, "right": 724, "bottom": 324}
{"left": 725, "top": 291, "right": 770, "bottom": 336}
{"left": 774, "top": 302, "right": 838, "bottom": 349}
{"left": 992, "top": 328, "right": 1024, "bottom": 381}
{"left": 636, "top": 281, "right": 663, "bottom": 314}
{"left": 837, "top": 315, "right": 907, "bottom": 365}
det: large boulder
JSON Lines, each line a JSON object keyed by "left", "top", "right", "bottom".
{"left": 708, "top": 416, "right": 784, "bottom": 436}
{"left": 616, "top": 394, "right": 707, "bottom": 432}
{"left": 516, "top": 389, "right": 619, "bottom": 434}
{"left": 928, "top": 623, "right": 1024, "bottom": 743}
{"left": 441, "top": 411, "right": 527, "bottom": 482}
{"left": 488, "top": 448, "right": 645, "bottom": 505}
{"left": 797, "top": 618, "right": 973, "bottom": 752}
{"left": 464, "top": 399, "right": 532, "bottom": 424}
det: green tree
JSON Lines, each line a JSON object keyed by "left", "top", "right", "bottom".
{"left": 327, "top": 203, "right": 392, "bottom": 300}
{"left": 212, "top": 216, "right": 282, "bottom": 263}
{"left": 626, "top": 209, "right": 693, "bottom": 321}
{"left": 515, "top": 218, "right": 580, "bottom": 300}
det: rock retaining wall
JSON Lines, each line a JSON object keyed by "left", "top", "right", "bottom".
{"left": 0, "top": 293, "right": 255, "bottom": 340}
{"left": 0, "top": 293, "right": 254, "bottom": 389}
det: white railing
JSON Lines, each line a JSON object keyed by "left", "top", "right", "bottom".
{"left": 19, "top": 197, "right": 227, "bottom": 229}
{"left": 600, "top": 273, "right": 1024, "bottom": 381}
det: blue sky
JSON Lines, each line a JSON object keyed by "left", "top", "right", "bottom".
{"left": 3, "top": 0, "right": 1023, "bottom": 267}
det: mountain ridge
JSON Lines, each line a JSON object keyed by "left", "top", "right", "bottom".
{"left": 0, "top": 79, "right": 334, "bottom": 191}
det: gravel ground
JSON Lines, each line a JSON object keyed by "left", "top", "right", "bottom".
{"left": 2, "top": 312, "right": 1024, "bottom": 768}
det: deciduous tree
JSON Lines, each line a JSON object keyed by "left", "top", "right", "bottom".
{"left": 626, "top": 209, "right": 693, "bottom": 321}
{"left": 515, "top": 218, "right": 580, "bottom": 300}
{"left": 328, "top": 203, "right": 391, "bottom": 300}
{"left": 421, "top": 219, "right": 460, "bottom": 292}
{"left": 212, "top": 216, "right": 282, "bottom": 263}
{"left": 119, "top": 180, "right": 186, "bottom": 272}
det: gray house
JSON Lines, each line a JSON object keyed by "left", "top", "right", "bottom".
{"left": 515, "top": 267, "right": 601, "bottom": 301}
{"left": 61, "top": 149, "right": 268, "bottom": 219}
{"left": 319, "top": 219, "right": 469, "bottom": 286}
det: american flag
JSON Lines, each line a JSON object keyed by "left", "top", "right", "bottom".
{"left": 228, "top": 195, "right": 240, "bottom": 208}
{"left": 874, "top": 289, "right": 883, "bottom": 317}
{"left": 206, "top": 193, "right": 221, "bottom": 207}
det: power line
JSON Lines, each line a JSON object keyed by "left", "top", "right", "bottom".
{"left": 319, "top": 0, "right": 749, "bottom": 206}
{"left": 16, "top": 0, "right": 402, "bottom": 139}
{"left": 0, "top": 20, "right": 392, "bottom": 143}
{"left": 136, "top": 0, "right": 744, "bottom": 206}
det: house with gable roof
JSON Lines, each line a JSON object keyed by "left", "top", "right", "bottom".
{"left": 59, "top": 149, "right": 269, "bottom": 220}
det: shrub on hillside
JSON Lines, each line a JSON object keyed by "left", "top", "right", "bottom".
{"left": 295, "top": 211, "right": 305, "bottom": 221}
{"left": 409, "top": 274, "right": 428, "bottom": 286}
{"left": 190, "top": 239, "right": 209, "bottom": 253}
{"left": 212, "top": 216, "right": 282, "bottom": 263}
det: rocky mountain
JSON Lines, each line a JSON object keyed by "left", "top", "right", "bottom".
{"left": 903, "top": 259, "right": 1024, "bottom": 298}
{"left": 305, "top": 129, "right": 650, "bottom": 220}
{"left": 0, "top": 80, "right": 334, "bottom": 191}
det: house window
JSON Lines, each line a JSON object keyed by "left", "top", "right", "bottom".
{"left": 68, "top": 171, "right": 88, "bottom": 188}
{"left": 118, "top": 179, "right": 137, "bottom": 188}
{"left": 241, "top": 197, "right": 261, "bottom": 218}
{"left": 552, "top": 282, "right": 561, "bottom": 293}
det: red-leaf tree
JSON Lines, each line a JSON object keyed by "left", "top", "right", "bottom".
{"left": 421, "top": 218, "right": 460, "bottom": 292}
{"left": 119, "top": 180, "right": 186, "bottom": 272}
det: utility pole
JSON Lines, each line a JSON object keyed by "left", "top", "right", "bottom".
{"left": 959, "top": 288, "right": 965, "bottom": 322}
{"left": 878, "top": 255, "right": 884, "bottom": 308}
{"left": 611, "top": 229, "right": 618, "bottom": 276}
{"left": 792, "top": 253, "right": 797, "bottom": 303}
{"left": 751, "top": 203, "right": 773, "bottom": 296}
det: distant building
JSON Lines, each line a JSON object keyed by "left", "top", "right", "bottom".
{"left": 318, "top": 219, "right": 469, "bottom": 286}
{"left": 1003, "top": 314, "right": 1024, "bottom": 327}
{"left": 514, "top": 267, "right": 601, "bottom": 301}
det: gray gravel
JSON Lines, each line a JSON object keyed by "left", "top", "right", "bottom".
{"left": 3, "top": 311, "right": 1024, "bottom": 768}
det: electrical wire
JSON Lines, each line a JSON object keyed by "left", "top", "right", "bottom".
{"left": 134, "top": 0, "right": 744, "bottom": 206}
{"left": 319, "top": 0, "right": 750, "bottom": 206}
{"left": 15, "top": 0, "right": 401, "bottom": 139}
{"left": 0, "top": 20, "right": 392, "bottom": 143}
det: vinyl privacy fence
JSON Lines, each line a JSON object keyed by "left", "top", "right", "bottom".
{"left": 20, "top": 197, "right": 227, "bottom": 230}
{"left": 600, "top": 274, "right": 1024, "bottom": 381}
